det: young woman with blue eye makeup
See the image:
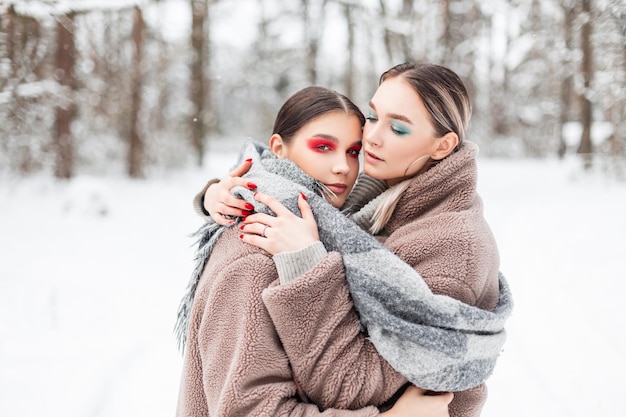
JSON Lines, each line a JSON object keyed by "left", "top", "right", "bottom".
{"left": 197, "top": 63, "right": 511, "bottom": 417}
{"left": 175, "top": 85, "right": 454, "bottom": 417}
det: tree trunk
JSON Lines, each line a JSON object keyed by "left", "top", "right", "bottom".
{"left": 128, "top": 7, "right": 144, "bottom": 178}
{"left": 190, "top": 0, "right": 208, "bottom": 166}
{"left": 343, "top": 3, "right": 355, "bottom": 98}
{"left": 558, "top": 3, "right": 576, "bottom": 159}
{"left": 5, "top": 6, "right": 16, "bottom": 88}
{"left": 440, "top": 0, "right": 451, "bottom": 65}
{"left": 54, "top": 13, "right": 76, "bottom": 179}
{"left": 577, "top": 0, "right": 594, "bottom": 169}
{"left": 378, "top": 0, "right": 393, "bottom": 64}
{"left": 302, "top": 0, "right": 317, "bottom": 85}
{"left": 400, "top": 0, "right": 414, "bottom": 61}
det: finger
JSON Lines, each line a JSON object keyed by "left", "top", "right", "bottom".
{"left": 240, "top": 222, "right": 268, "bottom": 238}
{"left": 439, "top": 392, "right": 454, "bottom": 405}
{"left": 222, "top": 175, "right": 257, "bottom": 192}
{"left": 297, "top": 192, "right": 315, "bottom": 222}
{"left": 213, "top": 213, "right": 234, "bottom": 226}
{"left": 253, "top": 192, "right": 295, "bottom": 217}
{"left": 214, "top": 204, "right": 252, "bottom": 219}
{"left": 229, "top": 158, "right": 253, "bottom": 178}
{"left": 241, "top": 212, "right": 276, "bottom": 226}
{"left": 403, "top": 385, "right": 427, "bottom": 396}
{"left": 239, "top": 230, "right": 272, "bottom": 252}
{"left": 221, "top": 193, "right": 256, "bottom": 213}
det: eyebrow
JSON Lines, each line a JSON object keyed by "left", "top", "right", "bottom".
{"left": 309, "top": 134, "right": 339, "bottom": 143}
{"left": 309, "top": 135, "right": 362, "bottom": 147}
{"left": 369, "top": 101, "right": 413, "bottom": 125}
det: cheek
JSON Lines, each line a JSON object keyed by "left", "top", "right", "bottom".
{"left": 363, "top": 123, "right": 373, "bottom": 138}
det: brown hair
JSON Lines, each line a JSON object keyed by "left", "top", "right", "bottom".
{"left": 273, "top": 86, "right": 365, "bottom": 143}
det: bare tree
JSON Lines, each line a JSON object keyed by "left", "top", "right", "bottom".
{"left": 577, "top": 0, "right": 594, "bottom": 169}
{"left": 128, "top": 6, "right": 144, "bottom": 178}
{"left": 378, "top": 0, "right": 414, "bottom": 64}
{"left": 301, "top": 0, "right": 327, "bottom": 85}
{"left": 558, "top": 0, "right": 577, "bottom": 158}
{"left": 342, "top": 1, "right": 356, "bottom": 98}
{"left": 190, "top": 0, "right": 209, "bottom": 166}
{"left": 54, "top": 13, "right": 76, "bottom": 179}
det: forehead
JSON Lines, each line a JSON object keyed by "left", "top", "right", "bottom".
{"left": 371, "top": 76, "right": 423, "bottom": 110}
{"left": 295, "top": 111, "right": 362, "bottom": 140}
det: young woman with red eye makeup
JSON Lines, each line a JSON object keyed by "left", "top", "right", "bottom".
{"left": 197, "top": 63, "right": 511, "bottom": 417}
{"left": 175, "top": 86, "right": 453, "bottom": 417}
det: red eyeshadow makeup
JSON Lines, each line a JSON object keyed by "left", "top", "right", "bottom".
{"left": 347, "top": 144, "right": 362, "bottom": 158}
{"left": 307, "top": 137, "right": 337, "bottom": 152}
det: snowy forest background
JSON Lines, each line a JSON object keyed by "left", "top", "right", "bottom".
{"left": 1, "top": 0, "right": 625, "bottom": 180}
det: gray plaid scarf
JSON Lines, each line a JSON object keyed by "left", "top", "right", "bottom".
{"left": 175, "top": 140, "right": 513, "bottom": 392}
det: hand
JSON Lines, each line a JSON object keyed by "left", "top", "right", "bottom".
{"left": 204, "top": 159, "right": 256, "bottom": 225}
{"left": 239, "top": 192, "right": 320, "bottom": 255}
{"left": 381, "top": 386, "right": 453, "bottom": 417}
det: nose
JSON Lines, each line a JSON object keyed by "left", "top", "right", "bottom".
{"left": 364, "top": 123, "right": 381, "bottom": 147}
{"left": 332, "top": 155, "right": 350, "bottom": 176}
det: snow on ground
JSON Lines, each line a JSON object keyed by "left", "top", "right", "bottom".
{"left": 1, "top": 152, "right": 624, "bottom": 417}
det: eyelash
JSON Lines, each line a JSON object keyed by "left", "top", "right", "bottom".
{"left": 347, "top": 146, "right": 362, "bottom": 158}
{"left": 315, "top": 144, "right": 332, "bottom": 151}
{"left": 366, "top": 112, "right": 378, "bottom": 123}
{"left": 367, "top": 112, "right": 410, "bottom": 136}
{"left": 390, "top": 121, "right": 410, "bottom": 136}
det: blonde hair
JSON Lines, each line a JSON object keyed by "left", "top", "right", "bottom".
{"left": 368, "top": 63, "right": 471, "bottom": 234}
{"left": 369, "top": 179, "right": 412, "bottom": 234}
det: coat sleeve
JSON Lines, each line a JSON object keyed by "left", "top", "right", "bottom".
{"left": 186, "top": 250, "right": 380, "bottom": 417}
{"left": 261, "top": 251, "right": 407, "bottom": 411}
{"left": 192, "top": 178, "right": 220, "bottom": 221}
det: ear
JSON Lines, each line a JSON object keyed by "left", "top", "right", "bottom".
{"left": 432, "top": 132, "right": 459, "bottom": 160}
{"left": 269, "top": 134, "right": 287, "bottom": 158}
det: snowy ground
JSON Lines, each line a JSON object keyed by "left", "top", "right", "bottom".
{"left": 1, "top": 151, "right": 624, "bottom": 417}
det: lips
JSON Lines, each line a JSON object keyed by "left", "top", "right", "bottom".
{"left": 365, "top": 151, "right": 384, "bottom": 163}
{"left": 325, "top": 183, "right": 348, "bottom": 195}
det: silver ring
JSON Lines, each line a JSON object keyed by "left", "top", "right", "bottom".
{"left": 262, "top": 225, "right": 269, "bottom": 238}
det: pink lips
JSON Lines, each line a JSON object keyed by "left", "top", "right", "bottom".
{"left": 325, "top": 183, "right": 348, "bottom": 195}
{"left": 365, "top": 151, "right": 383, "bottom": 163}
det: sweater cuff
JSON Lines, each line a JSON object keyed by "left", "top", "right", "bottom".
{"left": 273, "top": 241, "right": 328, "bottom": 284}
{"left": 193, "top": 178, "right": 221, "bottom": 221}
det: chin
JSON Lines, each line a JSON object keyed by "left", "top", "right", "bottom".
{"left": 363, "top": 165, "right": 384, "bottom": 180}
{"left": 328, "top": 196, "right": 346, "bottom": 209}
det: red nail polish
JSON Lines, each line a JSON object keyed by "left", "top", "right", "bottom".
{"left": 242, "top": 210, "right": 253, "bottom": 216}
{"left": 245, "top": 158, "right": 252, "bottom": 163}
{"left": 239, "top": 234, "right": 244, "bottom": 239}
{"left": 245, "top": 203, "right": 254, "bottom": 210}
{"left": 253, "top": 192, "right": 258, "bottom": 197}
{"left": 247, "top": 182, "right": 257, "bottom": 189}
{"left": 300, "top": 192, "right": 307, "bottom": 201}
{"left": 239, "top": 224, "right": 245, "bottom": 230}
{"left": 242, "top": 217, "right": 248, "bottom": 223}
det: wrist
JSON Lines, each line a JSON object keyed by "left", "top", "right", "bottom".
{"left": 273, "top": 241, "right": 327, "bottom": 284}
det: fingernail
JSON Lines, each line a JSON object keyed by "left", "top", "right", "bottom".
{"left": 239, "top": 224, "right": 245, "bottom": 230}
{"left": 300, "top": 192, "right": 307, "bottom": 201}
{"left": 247, "top": 182, "right": 257, "bottom": 189}
{"left": 244, "top": 203, "right": 254, "bottom": 210}
{"left": 239, "top": 234, "right": 244, "bottom": 239}
{"left": 253, "top": 192, "right": 258, "bottom": 197}
{"left": 245, "top": 158, "right": 252, "bottom": 163}
{"left": 242, "top": 210, "right": 253, "bottom": 216}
